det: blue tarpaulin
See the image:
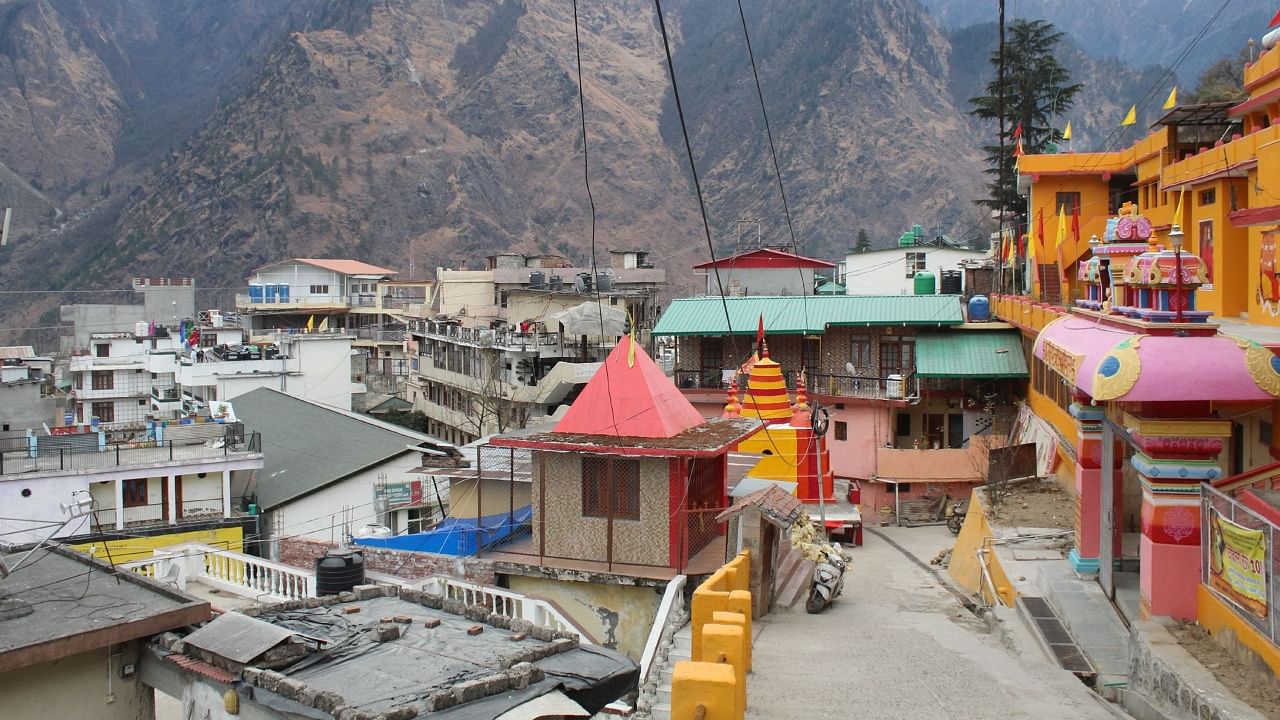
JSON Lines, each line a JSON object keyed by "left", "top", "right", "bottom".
{"left": 355, "top": 506, "right": 533, "bottom": 556}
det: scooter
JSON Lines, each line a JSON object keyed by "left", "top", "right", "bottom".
{"left": 947, "top": 499, "right": 967, "bottom": 535}
{"left": 805, "top": 543, "right": 848, "bottom": 614}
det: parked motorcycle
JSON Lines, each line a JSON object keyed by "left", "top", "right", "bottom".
{"left": 805, "top": 543, "right": 849, "bottom": 614}
{"left": 947, "top": 500, "right": 967, "bottom": 535}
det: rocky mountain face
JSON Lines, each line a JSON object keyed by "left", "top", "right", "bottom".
{"left": 0, "top": 0, "right": 1183, "bottom": 341}
{"left": 920, "top": 0, "right": 1273, "bottom": 84}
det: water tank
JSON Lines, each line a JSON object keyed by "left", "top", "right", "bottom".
{"left": 912, "top": 224, "right": 924, "bottom": 240}
{"left": 940, "top": 270, "right": 962, "bottom": 294}
{"left": 578, "top": 273, "right": 593, "bottom": 293}
{"left": 135, "top": 321, "right": 150, "bottom": 337}
{"left": 968, "top": 295, "right": 991, "bottom": 322}
{"left": 314, "top": 547, "right": 365, "bottom": 597}
{"left": 549, "top": 274, "right": 564, "bottom": 291}
{"left": 913, "top": 271, "right": 936, "bottom": 295}
{"left": 596, "top": 272, "right": 614, "bottom": 292}
{"left": 528, "top": 271, "right": 545, "bottom": 290}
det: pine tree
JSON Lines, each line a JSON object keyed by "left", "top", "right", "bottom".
{"left": 854, "top": 228, "right": 871, "bottom": 253}
{"left": 969, "top": 19, "right": 1081, "bottom": 219}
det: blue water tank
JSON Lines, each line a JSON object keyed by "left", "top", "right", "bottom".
{"left": 968, "top": 295, "right": 991, "bottom": 322}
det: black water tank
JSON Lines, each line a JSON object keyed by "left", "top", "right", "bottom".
{"left": 314, "top": 548, "right": 365, "bottom": 596}
{"left": 940, "top": 270, "right": 962, "bottom": 295}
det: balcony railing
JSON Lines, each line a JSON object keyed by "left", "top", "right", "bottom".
{"left": 0, "top": 424, "right": 260, "bottom": 476}
{"left": 418, "top": 575, "right": 590, "bottom": 642}
{"left": 352, "top": 328, "right": 406, "bottom": 342}
{"left": 674, "top": 369, "right": 917, "bottom": 400}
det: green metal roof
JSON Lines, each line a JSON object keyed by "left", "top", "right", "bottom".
{"left": 652, "top": 295, "right": 964, "bottom": 336}
{"left": 915, "top": 331, "right": 1028, "bottom": 378}
{"left": 815, "top": 281, "right": 846, "bottom": 295}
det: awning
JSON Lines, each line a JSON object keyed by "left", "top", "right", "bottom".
{"left": 1034, "top": 316, "right": 1280, "bottom": 402}
{"left": 915, "top": 332, "right": 1028, "bottom": 378}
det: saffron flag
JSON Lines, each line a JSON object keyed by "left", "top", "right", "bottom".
{"left": 1012, "top": 121, "right": 1023, "bottom": 139}
{"left": 1121, "top": 105, "right": 1137, "bottom": 126}
{"left": 1056, "top": 206, "right": 1067, "bottom": 250}
{"left": 1270, "top": 8, "right": 1280, "bottom": 28}
{"left": 1001, "top": 231, "right": 1013, "bottom": 264}
{"left": 306, "top": 315, "right": 315, "bottom": 332}
{"left": 1027, "top": 226, "right": 1038, "bottom": 269}
{"left": 1163, "top": 87, "right": 1178, "bottom": 110}
{"left": 1013, "top": 137, "right": 1025, "bottom": 157}
{"left": 1062, "top": 121, "right": 1072, "bottom": 141}
{"left": 1071, "top": 202, "right": 1081, "bottom": 245}
{"left": 1038, "top": 210, "right": 1047, "bottom": 252}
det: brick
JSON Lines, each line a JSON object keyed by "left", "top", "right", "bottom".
{"left": 423, "top": 618, "right": 442, "bottom": 629}
{"left": 383, "top": 705, "right": 419, "bottom": 720}
{"left": 342, "top": 605, "right": 361, "bottom": 614}
{"left": 428, "top": 690, "right": 457, "bottom": 711}
{"left": 311, "top": 690, "right": 345, "bottom": 712}
{"left": 337, "top": 591, "right": 357, "bottom": 603}
{"left": 352, "top": 584, "right": 380, "bottom": 600}
{"left": 392, "top": 615, "right": 413, "bottom": 624}
{"left": 373, "top": 624, "right": 402, "bottom": 642}
{"left": 453, "top": 678, "right": 488, "bottom": 703}
{"left": 529, "top": 625, "right": 555, "bottom": 642}
{"left": 509, "top": 632, "right": 527, "bottom": 642}
{"left": 466, "top": 624, "right": 484, "bottom": 636}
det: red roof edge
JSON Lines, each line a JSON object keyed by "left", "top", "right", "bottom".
{"left": 693, "top": 247, "right": 835, "bottom": 270}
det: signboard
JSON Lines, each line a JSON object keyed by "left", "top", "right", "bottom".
{"left": 1041, "top": 338, "right": 1083, "bottom": 384}
{"left": 1207, "top": 508, "right": 1269, "bottom": 619}
{"left": 375, "top": 480, "right": 424, "bottom": 509}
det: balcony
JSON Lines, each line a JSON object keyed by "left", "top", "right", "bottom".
{"left": 991, "top": 294, "right": 1068, "bottom": 334}
{"left": 234, "top": 294, "right": 350, "bottom": 311}
{"left": 352, "top": 328, "right": 407, "bottom": 343}
{"left": 70, "top": 354, "right": 146, "bottom": 372}
{"left": 673, "top": 369, "right": 918, "bottom": 402}
{"left": 1161, "top": 124, "right": 1276, "bottom": 189}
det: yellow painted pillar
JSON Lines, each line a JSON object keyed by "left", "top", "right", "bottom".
{"left": 712, "top": 611, "right": 749, "bottom": 711}
{"left": 691, "top": 586, "right": 727, "bottom": 662}
{"left": 672, "top": 661, "right": 738, "bottom": 720}
{"left": 702, "top": 623, "right": 746, "bottom": 719}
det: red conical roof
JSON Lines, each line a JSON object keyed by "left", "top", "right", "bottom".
{"left": 554, "top": 335, "right": 706, "bottom": 438}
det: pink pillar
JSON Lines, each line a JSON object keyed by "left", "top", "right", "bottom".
{"left": 1131, "top": 431, "right": 1224, "bottom": 619}
{"left": 1070, "top": 402, "right": 1107, "bottom": 574}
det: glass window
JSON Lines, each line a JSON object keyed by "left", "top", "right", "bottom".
{"left": 834, "top": 421, "right": 847, "bottom": 441}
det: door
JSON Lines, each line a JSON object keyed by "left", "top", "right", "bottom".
{"left": 762, "top": 524, "right": 777, "bottom": 614}
{"left": 1100, "top": 422, "right": 1115, "bottom": 600}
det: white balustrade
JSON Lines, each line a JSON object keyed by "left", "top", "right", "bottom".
{"left": 419, "top": 575, "right": 592, "bottom": 644}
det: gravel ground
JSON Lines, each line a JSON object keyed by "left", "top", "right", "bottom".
{"left": 745, "top": 526, "right": 1122, "bottom": 720}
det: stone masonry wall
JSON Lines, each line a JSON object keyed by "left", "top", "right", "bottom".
{"left": 1127, "top": 619, "right": 1266, "bottom": 720}
{"left": 279, "top": 538, "right": 496, "bottom": 585}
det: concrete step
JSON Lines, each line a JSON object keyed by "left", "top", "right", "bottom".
{"left": 652, "top": 703, "right": 671, "bottom": 720}
{"left": 775, "top": 548, "right": 813, "bottom": 611}
{"left": 667, "top": 647, "right": 691, "bottom": 662}
{"left": 658, "top": 685, "right": 672, "bottom": 705}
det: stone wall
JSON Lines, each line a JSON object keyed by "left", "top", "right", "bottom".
{"left": 1127, "top": 619, "right": 1266, "bottom": 720}
{"left": 279, "top": 537, "right": 496, "bottom": 585}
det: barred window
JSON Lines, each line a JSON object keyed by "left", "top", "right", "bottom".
{"left": 582, "top": 456, "right": 640, "bottom": 520}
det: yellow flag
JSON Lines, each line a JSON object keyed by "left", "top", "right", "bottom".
{"left": 1056, "top": 205, "right": 1067, "bottom": 250}
{"left": 1062, "top": 121, "right": 1072, "bottom": 141}
{"left": 1163, "top": 87, "right": 1178, "bottom": 110}
{"left": 1027, "top": 226, "right": 1037, "bottom": 268}
{"left": 306, "top": 315, "right": 315, "bottom": 331}
{"left": 1121, "top": 105, "right": 1137, "bottom": 126}
{"left": 1173, "top": 186, "right": 1186, "bottom": 225}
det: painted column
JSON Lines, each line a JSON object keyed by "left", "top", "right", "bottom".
{"left": 1069, "top": 400, "right": 1113, "bottom": 574}
{"left": 114, "top": 478, "right": 125, "bottom": 530}
{"left": 222, "top": 469, "right": 233, "bottom": 519}
{"left": 167, "top": 474, "right": 177, "bottom": 524}
{"left": 1130, "top": 420, "right": 1227, "bottom": 619}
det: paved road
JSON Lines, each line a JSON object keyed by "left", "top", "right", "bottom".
{"left": 746, "top": 526, "right": 1122, "bottom": 720}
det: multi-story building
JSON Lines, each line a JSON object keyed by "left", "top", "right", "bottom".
{"left": 60, "top": 277, "right": 196, "bottom": 354}
{"left": 837, "top": 231, "right": 989, "bottom": 295}
{"left": 999, "top": 35, "right": 1280, "bottom": 625}
{"left": 0, "top": 419, "right": 264, "bottom": 563}
{"left": 235, "top": 258, "right": 431, "bottom": 389}
{"left": 0, "top": 347, "right": 57, "bottom": 433}
{"left": 655, "top": 293, "right": 1028, "bottom": 515}
{"left": 405, "top": 250, "right": 665, "bottom": 444}
{"left": 68, "top": 320, "right": 364, "bottom": 427}
{"left": 692, "top": 246, "right": 835, "bottom": 297}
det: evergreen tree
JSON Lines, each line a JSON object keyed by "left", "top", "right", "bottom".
{"left": 1190, "top": 48, "right": 1249, "bottom": 103}
{"left": 854, "top": 228, "right": 871, "bottom": 253}
{"left": 969, "top": 19, "right": 1081, "bottom": 219}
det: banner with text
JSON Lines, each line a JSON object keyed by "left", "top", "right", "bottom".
{"left": 1207, "top": 508, "right": 1269, "bottom": 619}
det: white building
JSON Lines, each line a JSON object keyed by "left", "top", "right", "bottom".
{"left": 693, "top": 247, "right": 835, "bottom": 296}
{"left": 838, "top": 239, "right": 987, "bottom": 295}
{"left": 0, "top": 348, "right": 56, "bottom": 433}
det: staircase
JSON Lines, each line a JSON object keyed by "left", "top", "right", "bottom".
{"left": 773, "top": 540, "right": 813, "bottom": 611}
{"left": 650, "top": 623, "right": 692, "bottom": 720}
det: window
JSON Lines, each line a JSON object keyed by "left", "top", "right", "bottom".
{"left": 879, "top": 335, "right": 914, "bottom": 376}
{"left": 1199, "top": 189, "right": 1216, "bottom": 206}
{"left": 91, "top": 402, "right": 114, "bottom": 422}
{"left": 94, "top": 344, "right": 109, "bottom": 358}
{"left": 700, "top": 340, "right": 723, "bottom": 388}
{"left": 91, "top": 371, "right": 113, "bottom": 390}
{"left": 309, "top": 284, "right": 330, "bottom": 294}
{"left": 905, "top": 252, "right": 927, "bottom": 277}
{"left": 850, "top": 334, "right": 873, "bottom": 373}
{"left": 802, "top": 338, "right": 821, "bottom": 378}
{"left": 891, "top": 482, "right": 912, "bottom": 493}
{"left": 74, "top": 373, "right": 84, "bottom": 390}
{"left": 406, "top": 507, "right": 429, "bottom": 534}
{"left": 122, "top": 478, "right": 148, "bottom": 508}
{"left": 834, "top": 421, "right": 847, "bottom": 441}
{"left": 1055, "top": 191, "right": 1081, "bottom": 215}
{"left": 895, "top": 412, "right": 911, "bottom": 437}
{"left": 581, "top": 456, "right": 640, "bottom": 520}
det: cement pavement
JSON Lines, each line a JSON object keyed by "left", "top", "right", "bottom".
{"left": 745, "top": 525, "right": 1123, "bottom": 719}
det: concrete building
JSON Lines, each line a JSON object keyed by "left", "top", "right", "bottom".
{"left": 0, "top": 419, "right": 264, "bottom": 563}
{"left": 235, "top": 258, "right": 431, "bottom": 393}
{"left": 0, "top": 348, "right": 57, "bottom": 432}
{"left": 0, "top": 545, "right": 210, "bottom": 720}
{"left": 693, "top": 247, "right": 835, "bottom": 297}
{"left": 837, "top": 236, "right": 988, "bottom": 296}
{"left": 405, "top": 250, "right": 665, "bottom": 444}
{"left": 232, "top": 387, "right": 458, "bottom": 554}
{"left": 60, "top": 277, "right": 196, "bottom": 354}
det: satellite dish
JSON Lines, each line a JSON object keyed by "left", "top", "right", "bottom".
{"left": 60, "top": 491, "right": 94, "bottom": 518}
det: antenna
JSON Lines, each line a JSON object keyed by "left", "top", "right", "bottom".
{"left": 2, "top": 491, "right": 94, "bottom": 576}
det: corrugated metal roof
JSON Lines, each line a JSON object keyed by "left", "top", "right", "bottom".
{"left": 915, "top": 331, "right": 1028, "bottom": 378}
{"left": 651, "top": 295, "right": 964, "bottom": 336}
{"left": 182, "top": 612, "right": 304, "bottom": 664}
